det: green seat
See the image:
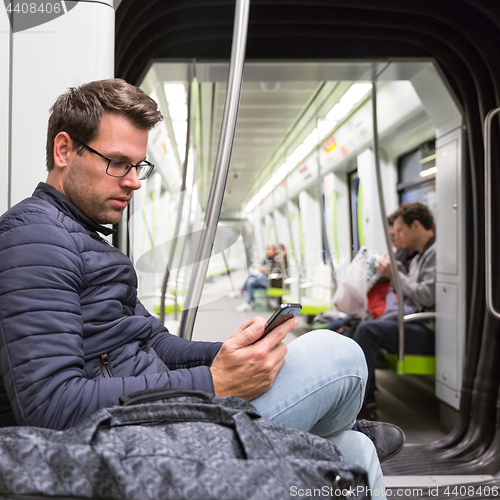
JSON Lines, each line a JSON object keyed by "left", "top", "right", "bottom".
{"left": 267, "top": 287, "right": 284, "bottom": 297}
{"left": 281, "top": 294, "right": 331, "bottom": 317}
{"left": 380, "top": 352, "right": 435, "bottom": 375}
{"left": 378, "top": 312, "right": 436, "bottom": 375}
{"left": 154, "top": 304, "right": 183, "bottom": 315}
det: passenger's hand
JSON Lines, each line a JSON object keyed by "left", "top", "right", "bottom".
{"left": 210, "top": 315, "right": 299, "bottom": 400}
{"left": 377, "top": 256, "right": 393, "bottom": 278}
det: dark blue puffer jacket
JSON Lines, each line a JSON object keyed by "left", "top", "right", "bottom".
{"left": 0, "top": 183, "right": 222, "bottom": 430}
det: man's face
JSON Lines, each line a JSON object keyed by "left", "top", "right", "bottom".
{"left": 393, "top": 216, "right": 415, "bottom": 249}
{"left": 389, "top": 225, "right": 404, "bottom": 251}
{"left": 61, "top": 113, "right": 148, "bottom": 225}
{"left": 265, "top": 245, "right": 275, "bottom": 258}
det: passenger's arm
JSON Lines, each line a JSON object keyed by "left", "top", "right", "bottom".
{"left": 398, "top": 251, "right": 436, "bottom": 309}
{"left": 0, "top": 219, "right": 219, "bottom": 430}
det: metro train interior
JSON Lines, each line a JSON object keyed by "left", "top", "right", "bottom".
{"left": 3, "top": 0, "right": 500, "bottom": 498}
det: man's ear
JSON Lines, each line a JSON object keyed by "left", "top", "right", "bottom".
{"left": 412, "top": 219, "right": 423, "bottom": 231}
{"left": 53, "top": 132, "right": 73, "bottom": 169}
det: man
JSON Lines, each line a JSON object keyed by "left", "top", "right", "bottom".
{"left": 0, "top": 79, "right": 398, "bottom": 497}
{"left": 352, "top": 202, "right": 436, "bottom": 419}
{"left": 387, "top": 211, "right": 417, "bottom": 273}
{"left": 236, "top": 243, "right": 278, "bottom": 311}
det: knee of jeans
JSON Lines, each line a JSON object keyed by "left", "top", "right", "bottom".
{"left": 296, "top": 330, "right": 368, "bottom": 381}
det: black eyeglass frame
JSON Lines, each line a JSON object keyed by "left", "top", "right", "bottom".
{"left": 72, "top": 138, "right": 155, "bottom": 180}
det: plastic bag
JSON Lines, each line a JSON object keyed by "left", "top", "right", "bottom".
{"left": 332, "top": 248, "right": 368, "bottom": 318}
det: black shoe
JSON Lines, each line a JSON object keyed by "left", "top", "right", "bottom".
{"left": 352, "top": 420, "right": 405, "bottom": 462}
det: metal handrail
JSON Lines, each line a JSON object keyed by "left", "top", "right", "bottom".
{"left": 178, "top": 0, "right": 250, "bottom": 339}
{"left": 484, "top": 107, "right": 500, "bottom": 320}
{"left": 174, "top": 149, "right": 197, "bottom": 320}
{"left": 371, "top": 75, "right": 406, "bottom": 362}
{"left": 403, "top": 312, "right": 436, "bottom": 323}
{"left": 159, "top": 74, "right": 192, "bottom": 325}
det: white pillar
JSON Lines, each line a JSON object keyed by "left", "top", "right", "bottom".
{"left": 1, "top": 0, "right": 114, "bottom": 211}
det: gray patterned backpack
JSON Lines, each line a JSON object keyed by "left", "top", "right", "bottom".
{"left": 0, "top": 389, "right": 370, "bottom": 499}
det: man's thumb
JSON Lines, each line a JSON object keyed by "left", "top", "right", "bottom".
{"left": 236, "top": 320, "right": 265, "bottom": 346}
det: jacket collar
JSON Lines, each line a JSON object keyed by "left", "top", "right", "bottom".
{"left": 421, "top": 235, "right": 435, "bottom": 255}
{"left": 32, "top": 182, "right": 115, "bottom": 236}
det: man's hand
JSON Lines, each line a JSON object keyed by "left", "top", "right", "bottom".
{"left": 377, "top": 256, "right": 393, "bottom": 279}
{"left": 210, "top": 316, "right": 299, "bottom": 401}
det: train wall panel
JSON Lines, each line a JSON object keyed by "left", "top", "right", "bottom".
{"left": 436, "top": 137, "right": 460, "bottom": 275}
{"left": 273, "top": 208, "right": 288, "bottom": 253}
{"left": 8, "top": 0, "right": 114, "bottom": 208}
{"left": 298, "top": 190, "right": 323, "bottom": 282}
{"left": 410, "top": 63, "right": 462, "bottom": 137}
{"left": 435, "top": 282, "right": 460, "bottom": 410}
{"left": 0, "top": 9, "right": 10, "bottom": 215}
{"left": 434, "top": 127, "right": 465, "bottom": 410}
{"left": 287, "top": 199, "right": 301, "bottom": 287}
{"left": 324, "top": 172, "right": 350, "bottom": 265}
{"left": 357, "top": 148, "right": 398, "bottom": 257}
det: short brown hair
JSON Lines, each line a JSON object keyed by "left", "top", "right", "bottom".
{"left": 387, "top": 211, "right": 398, "bottom": 226}
{"left": 394, "top": 202, "right": 434, "bottom": 231}
{"left": 46, "top": 78, "right": 163, "bottom": 171}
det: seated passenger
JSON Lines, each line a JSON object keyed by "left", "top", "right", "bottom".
{"left": 268, "top": 243, "right": 288, "bottom": 289}
{"left": 387, "top": 211, "right": 418, "bottom": 273}
{"left": 328, "top": 211, "right": 417, "bottom": 333}
{"left": 343, "top": 202, "right": 436, "bottom": 419}
{"left": 236, "top": 243, "right": 278, "bottom": 311}
{"left": 0, "top": 79, "right": 404, "bottom": 497}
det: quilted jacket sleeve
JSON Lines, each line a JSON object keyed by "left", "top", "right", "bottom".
{"left": 0, "top": 208, "right": 221, "bottom": 430}
{"left": 135, "top": 300, "right": 223, "bottom": 368}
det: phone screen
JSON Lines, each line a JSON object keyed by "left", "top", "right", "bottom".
{"left": 257, "top": 303, "right": 302, "bottom": 341}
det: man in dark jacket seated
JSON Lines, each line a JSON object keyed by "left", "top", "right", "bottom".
{"left": 0, "top": 79, "right": 400, "bottom": 497}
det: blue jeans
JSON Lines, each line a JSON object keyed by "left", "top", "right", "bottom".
{"left": 242, "top": 274, "right": 268, "bottom": 303}
{"left": 251, "top": 330, "right": 386, "bottom": 499}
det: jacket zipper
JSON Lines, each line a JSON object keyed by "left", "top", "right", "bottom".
{"left": 100, "top": 353, "right": 112, "bottom": 378}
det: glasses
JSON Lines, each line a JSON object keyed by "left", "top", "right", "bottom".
{"left": 72, "top": 138, "right": 155, "bottom": 180}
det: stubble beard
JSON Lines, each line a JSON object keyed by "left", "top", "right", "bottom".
{"left": 63, "top": 162, "right": 125, "bottom": 226}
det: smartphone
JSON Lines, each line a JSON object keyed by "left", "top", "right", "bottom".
{"left": 256, "top": 303, "right": 302, "bottom": 342}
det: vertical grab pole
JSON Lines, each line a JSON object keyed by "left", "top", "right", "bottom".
{"left": 484, "top": 107, "right": 500, "bottom": 320}
{"left": 160, "top": 74, "right": 193, "bottom": 325}
{"left": 370, "top": 74, "right": 405, "bottom": 362}
{"left": 178, "top": 0, "right": 250, "bottom": 339}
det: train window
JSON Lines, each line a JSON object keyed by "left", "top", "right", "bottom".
{"left": 348, "top": 170, "right": 362, "bottom": 256}
{"left": 397, "top": 140, "right": 437, "bottom": 210}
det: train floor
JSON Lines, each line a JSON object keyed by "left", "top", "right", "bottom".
{"left": 170, "top": 272, "right": 498, "bottom": 497}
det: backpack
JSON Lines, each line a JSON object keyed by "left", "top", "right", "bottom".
{"left": 0, "top": 389, "right": 370, "bottom": 499}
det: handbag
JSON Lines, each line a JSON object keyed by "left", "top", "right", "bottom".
{"left": 0, "top": 388, "right": 370, "bottom": 499}
{"left": 333, "top": 248, "right": 368, "bottom": 318}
